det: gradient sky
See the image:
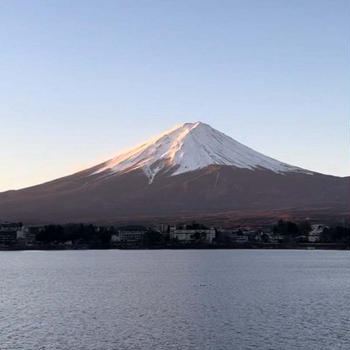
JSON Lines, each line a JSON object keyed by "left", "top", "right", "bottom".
{"left": 1, "top": 0, "right": 348, "bottom": 191}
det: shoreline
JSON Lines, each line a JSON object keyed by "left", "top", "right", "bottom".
{"left": 1, "top": 243, "right": 349, "bottom": 251}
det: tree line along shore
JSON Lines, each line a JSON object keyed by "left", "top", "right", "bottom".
{"left": 0, "top": 220, "right": 349, "bottom": 250}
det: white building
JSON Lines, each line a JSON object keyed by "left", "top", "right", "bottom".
{"left": 17, "top": 225, "right": 44, "bottom": 244}
{"left": 169, "top": 225, "right": 215, "bottom": 243}
{"left": 111, "top": 225, "right": 148, "bottom": 243}
{"left": 0, "top": 223, "right": 21, "bottom": 246}
{"left": 308, "top": 224, "right": 327, "bottom": 243}
{"left": 120, "top": 231, "right": 145, "bottom": 242}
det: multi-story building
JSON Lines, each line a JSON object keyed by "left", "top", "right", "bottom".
{"left": 0, "top": 223, "right": 21, "bottom": 247}
{"left": 169, "top": 225, "right": 216, "bottom": 243}
{"left": 113, "top": 226, "right": 148, "bottom": 243}
{"left": 308, "top": 224, "right": 327, "bottom": 243}
{"left": 17, "top": 225, "right": 44, "bottom": 245}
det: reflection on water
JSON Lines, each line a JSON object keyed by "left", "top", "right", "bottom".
{"left": 0, "top": 250, "right": 349, "bottom": 350}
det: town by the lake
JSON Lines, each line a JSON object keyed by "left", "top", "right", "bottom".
{"left": 1, "top": 220, "right": 349, "bottom": 250}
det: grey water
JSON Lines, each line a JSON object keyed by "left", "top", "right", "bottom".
{"left": 0, "top": 250, "right": 349, "bottom": 350}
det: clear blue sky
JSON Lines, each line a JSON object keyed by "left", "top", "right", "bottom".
{"left": 1, "top": 0, "right": 348, "bottom": 191}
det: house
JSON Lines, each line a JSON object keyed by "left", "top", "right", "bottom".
{"left": 157, "top": 224, "right": 170, "bottom": 234}
{"left": 116, "top": 225, "right": 148, "bottom": 243}
{"left": 17, "top": 225, "right": 44, "bottom": 245}
{"left": 216, "top": 228, "right": 249, "bottom": 243}
{"left": 0, "top": 223, "right": 21, "bottom": 246}
{"left": 230, "top": 234, "right": 249, "bottom": 243}
{"left": 270, "top": 234, "right": 285, "bottom": 244}
{"left": 295, "top": 235, "right": 309, "bottom": 243}
{"left": 119, "top": 230, "right": 145, "bottom": 242}
{"left": 169, "top": 224, "right": 216, "bottom": 243}
{"left": 308, "top": 224, "right": 327, "bottom": 243}
{"left": 251, "top": 230, "right": 273, "bottom": 243}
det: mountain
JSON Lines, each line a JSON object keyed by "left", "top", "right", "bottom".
{"left": 93, "top": 122, "right": 311, "bottom": 182}
{"left": 0, "top": 122, "right": 348, "bottom": 225}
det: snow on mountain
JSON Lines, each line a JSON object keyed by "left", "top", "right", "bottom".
{"left": 93, "top": 122, "right": 312, "bottom": 182}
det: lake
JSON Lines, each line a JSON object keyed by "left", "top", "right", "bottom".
{"left": 0, "top": 250, "right": 349, "bottom": 350}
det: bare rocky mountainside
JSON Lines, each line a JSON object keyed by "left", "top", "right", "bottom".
{"left": 0, "top": 122, "right": 348, "bottom": 225}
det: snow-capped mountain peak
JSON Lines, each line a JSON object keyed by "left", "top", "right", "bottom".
{"left": 93, "top": 121, "right": 311, "bottom": 182}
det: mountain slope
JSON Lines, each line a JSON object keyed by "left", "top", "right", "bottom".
{"left": 0, "top": 122, "right": 348, "bottom": 225}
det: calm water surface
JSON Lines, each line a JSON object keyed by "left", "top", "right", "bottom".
{"left": 0, "top": 250, "right": 349, "bottom": 350}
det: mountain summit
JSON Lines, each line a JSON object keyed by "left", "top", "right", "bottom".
{"left": 93, "top": 122, "right": 310, "bottom": 183}
{"left": 0, "top": 122, "right": 348, "bottom": 225}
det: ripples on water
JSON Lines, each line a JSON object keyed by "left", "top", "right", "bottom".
{"left": 0, "top": 250, "right": 349, "bottom": 350}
